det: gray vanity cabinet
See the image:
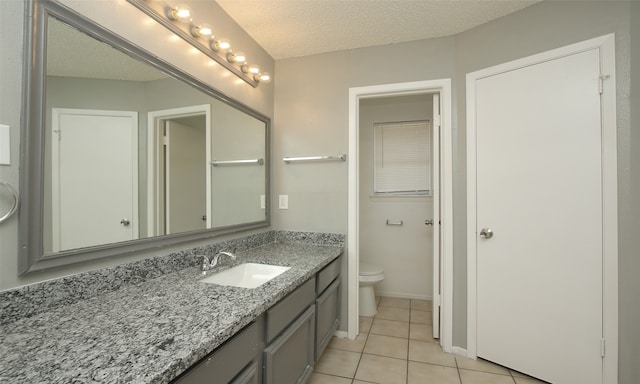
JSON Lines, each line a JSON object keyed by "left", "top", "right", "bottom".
{"left": 172, "top": 256, "right": 342, "bottom": 384}
{"left": 172, "top": 321, "right": 260, "bottom": 384}
{"left": 314, "top": 257, "right": 341, "bottom": 361}
{"left": 263, "top": 278, "right": 316, "bottom": 384}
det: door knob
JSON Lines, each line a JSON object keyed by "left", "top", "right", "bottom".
{"left": 120, "top": 219, "right": 130, "bottom": 226}
{"left": 479, "top": 228, "right": 493, "bottom": 239}
{"left": 425, "top": 219, "right": 433, "bottom": 226}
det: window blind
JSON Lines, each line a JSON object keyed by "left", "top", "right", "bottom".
{"left": 373, "top": 120, "right": 431, "bottom": 194}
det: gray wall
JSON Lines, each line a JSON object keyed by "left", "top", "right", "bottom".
{"left": 273, "top": 1, "right": 637, "bottom": 381}
{"left": 359, "top": 95, "right": 434, "bottom": 299}
{"left": 0, "top": 0, "right": 274, "bottom": 290}
{"left": 273, "top": 36, "right": 456, "bottom": 330}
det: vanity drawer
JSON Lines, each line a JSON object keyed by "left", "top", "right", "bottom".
{"left": 316, "top": 256, "right": 341, "bottom": 294}
{"left": 266, "top": 277, "right": 315, "bottom": 342}
{"left": 173, "top": 321, "right": 258, "bottom": 384}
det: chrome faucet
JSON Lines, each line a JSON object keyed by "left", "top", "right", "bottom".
{"left": 201, "top": 251, "right": 237, "bottom": 272}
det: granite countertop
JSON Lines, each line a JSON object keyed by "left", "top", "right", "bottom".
{"left": 0, "top": 241, "right": 343, "bottom": 384}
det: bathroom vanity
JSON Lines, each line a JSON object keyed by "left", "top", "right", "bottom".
{"left": 173, "top": 255, "right": 341, "bottom": 384}
{"left": 0, "top": 232, "right": 343, "bottom": 384}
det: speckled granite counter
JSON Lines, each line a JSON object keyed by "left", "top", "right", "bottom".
{"left": 0, "top": 232, "right": 343, "bottom": 384}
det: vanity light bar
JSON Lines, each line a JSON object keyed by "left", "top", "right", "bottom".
{"left": 127, "top": 0, "right": 271, "bottom": 87}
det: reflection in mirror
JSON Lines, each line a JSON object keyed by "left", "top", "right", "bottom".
{"left": 21, "top": 0, "right": 269, "bottom": 272}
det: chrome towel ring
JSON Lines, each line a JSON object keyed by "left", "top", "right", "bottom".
{"left": 0, "top": 180, "right": 18, "bottom": 224}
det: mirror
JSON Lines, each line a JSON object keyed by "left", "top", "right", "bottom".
{"left": 19, "top": 0, "right": 270, "bottom": 273}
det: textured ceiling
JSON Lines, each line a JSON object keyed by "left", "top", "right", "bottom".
{"left": 215, "top": 0, "right": 541, "bottom": 60}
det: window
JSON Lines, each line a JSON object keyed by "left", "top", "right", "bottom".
{"left": 373, "top": 120, "right": 431, "bottom": 195}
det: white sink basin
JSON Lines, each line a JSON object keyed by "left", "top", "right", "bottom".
{"left": 200, "top": 263, "right": 291, "bottom": 289}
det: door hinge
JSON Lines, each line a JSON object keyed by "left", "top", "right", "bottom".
{"left": 434, "top": 294, "right": 441, "bottom": 307}
{"left": 599, "top": 75, "right": 610, "bottom": 95}
{"left": 162, "top": 135, "right": 168, "bottom": 145}
{"left": 434, "top": 113, "right": 441, "bottom": 128}
{"left": 600, "top": 338, "right": 606, "bottom": 357}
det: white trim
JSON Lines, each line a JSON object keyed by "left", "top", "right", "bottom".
{"left": 147, "top": 105, "right": 211, "bottom": 236}
{"left": 333, "top": 330, "right": 349, "bottom": 339}
{"left": 465, "top": 34, "right": 617, "bottom": 383}
{"left": 348, "top": 80, "right": 453, "bottom": 354}
{"left": 452, "top": 347, "right": 469, "bottom": 358}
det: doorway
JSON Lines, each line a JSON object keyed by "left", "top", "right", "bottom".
{"left": 466, "top": 34, "right": 618, "bottom": 383}
{"left": 147, "top": 105, "right": 211, "bottom": 236}
{"left": 358, "top": 95, "right": 434, "bottom": 301}
{"left": 348, "top": 80, "right": 453, "bottom": 353}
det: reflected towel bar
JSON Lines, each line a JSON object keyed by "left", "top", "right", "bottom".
{"left": 210, "top": 158, "right": 264, "bottom": 167}
{"left": 283, "top": 154, "right": 346, "bottom": 164}
{"left": 386, "top": 219, "right": 403, "bottom": 226}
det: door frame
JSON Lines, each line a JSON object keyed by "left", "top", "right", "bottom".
{"left": 466, "top": 34, "right": 618, "bottom": 381}
{"left": 147, "top": 105, "right": 211, "bottom": 236}
{"left": 348, "top": 79, "right": 453, "bottom": 353}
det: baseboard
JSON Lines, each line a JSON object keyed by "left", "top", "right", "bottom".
{"left": 333, "top": 330, "right": 349, "bottom": 339}
{"left": 452, "top": 346, "right": 468, "bottom": 358}
{"left": 376, "top": 291, "right": 432, "bottom": 301}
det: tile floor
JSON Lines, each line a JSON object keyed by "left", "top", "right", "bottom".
{"left": 311, "top": 297, "right": 549, "bottom": 384}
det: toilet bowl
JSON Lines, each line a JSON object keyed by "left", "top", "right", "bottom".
{"left": 359, "top": 261, "right": 385, "bottom": 317}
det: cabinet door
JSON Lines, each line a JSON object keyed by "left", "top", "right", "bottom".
{"left": 172, "top": 322, "right": 258, "bottom": 384}
{"left": 264, "top": 306, "right": 315, "bottom": 384}
{"left": 231, "top": 362, "right": 258, "bottom": 384}
{"left": 316, "top": 279, "right": 340, "bottom": 361}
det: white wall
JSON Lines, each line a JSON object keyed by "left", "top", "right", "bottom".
{"left": 0, "top": 0, "right": 274, "bottom": 290}
{"left": 359, "top": 94, "right": 433, "bottom": 300}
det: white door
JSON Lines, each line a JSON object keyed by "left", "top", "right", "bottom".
{"left": 52, "top": 108, "right": 138, "bottom": 251}
{"left": 165, "top": 120, "right": 206, "bottom": 234}
{"left": 431, "top": 93, "right": 441, "bottom": 338}
{"left": 473, "top": 49, "right": 604, "bottom": 382}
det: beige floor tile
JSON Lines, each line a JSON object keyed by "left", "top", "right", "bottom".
{"left": 408, "top": 339, "right": 457, "bottom": 367}
{"left": 308, "top": 372, "right": 353, "bottom": 384}
{"left": 360, "top": 316, "right": 374, "bottom": 333}
{"left": 514, "top": 378, "right": 549, "bottom": 384}
{"left": 371, "top": 318, "right": 409, "bottom": 338}
{"left": 410, "top": 309, "right": 432, "bottom": 325}
{"left": 510, "top": 370, "right": 548, "bottom": 382}
{"left": 459, "top": 369, "right": 516, "bottom": 384}
{"left": 329, "top": 333, "right": 368, "bottom": 353}
{"left": 376, "top": 306, "right": 410, "bottom": 322}
{"left": 408, "top": 361, "right": 461, "bottom": 384}
{"left": 379, "top": 296, "right": 411, "bottom": 309}
{"left": 455, "top": 357, "right": 510, "bottom": 375}
{"left": 363, "top": 334, "right": 408, "bottom": 360}
{"left": 409, "top": 323, "right": 437, "bottom": 342}
{"left": 314, "top": 348, "right": 362, "bottom": 378}
{"left": 410, "top": 299, "right": 431, "bottom": 311}
{"left": 355, "top": 354, "right": 407, "bottom": 384}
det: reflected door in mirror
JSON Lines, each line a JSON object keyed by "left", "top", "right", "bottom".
{"left": 51, "top": 108, "right": 139, "bottom": 252}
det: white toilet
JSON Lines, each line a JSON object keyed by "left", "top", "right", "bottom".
{"left": 359, "top": 261, "right": 385, "bottom": 317}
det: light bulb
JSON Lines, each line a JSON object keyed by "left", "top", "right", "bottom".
{"left": 242, "top": 64, "right": 260, "bottom": 75}
{"left": 167, "top": 4, "right": 191, "bottom": 22}
{"left": 191, "top": 24, "right": 213, "bottom": 38}
{"left": 256, "top": 72, "right": 272, "bottom": 83}
{"left": 211, "top": 39, "right": 231, "bottom": 52}
{"left": 227, "top": 51, "right": 246, "bottom": 64}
